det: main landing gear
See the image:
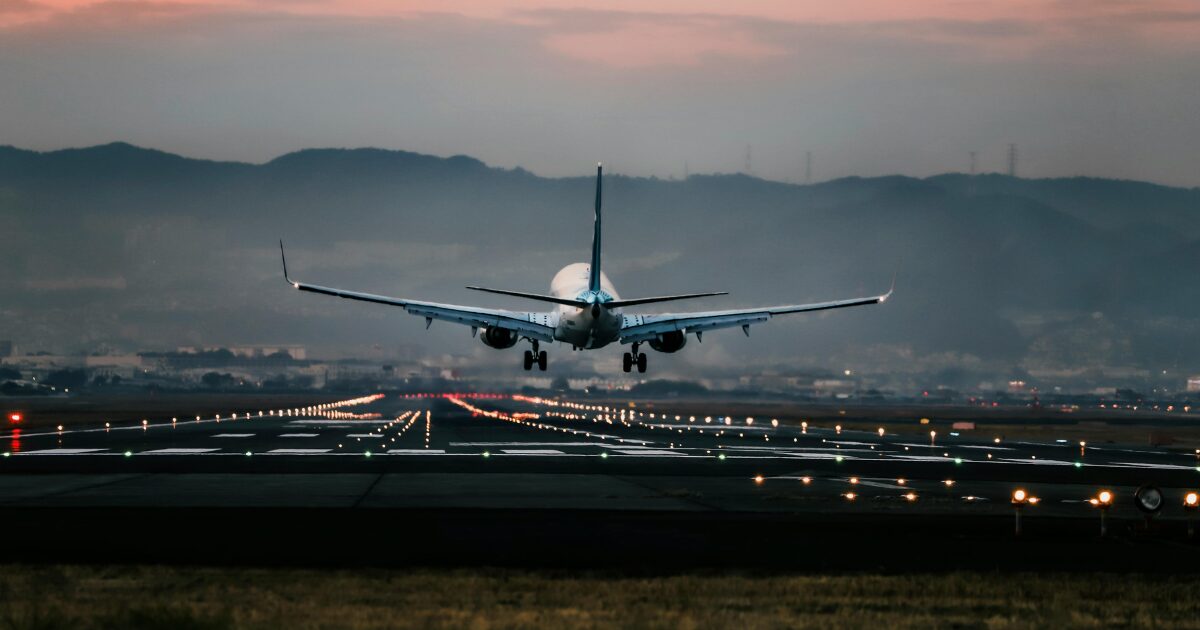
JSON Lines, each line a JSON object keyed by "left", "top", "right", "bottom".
{"left": 622, "top": 343, "right": 647, "bottom": 373}
{"left": 522, "top": 340, "right": 547, "bottom": 371}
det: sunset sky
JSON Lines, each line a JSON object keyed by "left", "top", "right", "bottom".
{"left": 2, "top": 0, "right": 1198, "bottom": 184}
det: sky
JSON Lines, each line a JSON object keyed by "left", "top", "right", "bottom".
{"left": 2, "top": 1, "right": 1199, "bottom": 185}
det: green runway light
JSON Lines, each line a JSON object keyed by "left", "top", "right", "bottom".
{"left": 1075, "top": 461, "right": 1083, "bottom": 468}
{"left": 2, "top": 452, "right": 8, "bottom": 458}
{"left": 600, "top": 452, "right": 608, "bottom": 459}
{"left": 364, "top": 451, "right": 372, "bottom": 458}
{"left": 954, "top": 458, "right": 963, "bottom": 464}
{"left": 835, "top": 455, "right": 844, "bottom": 463}
{"left": 482, "top": 451, "right": 490, "bottom": 458}
{"left": 718, "top": 453, "right": 726, "bottom": 460}
{"left": 245, "top": 451, "right": 252, "bottom": 457}
{"left": 124, "top": 451, "right": 132, "bottom": 457}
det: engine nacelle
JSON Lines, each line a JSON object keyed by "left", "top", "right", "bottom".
{"left": 480, "top": 327, "right": 519, "bottom": 349}
{"left": 648, "top": 330, "right": 687, "bottom": 353}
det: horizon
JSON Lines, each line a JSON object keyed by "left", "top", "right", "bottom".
{"left": 4, "top": 140, "right": 1197, "bottom": 190}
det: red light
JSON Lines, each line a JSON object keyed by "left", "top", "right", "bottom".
{"left": 8, "top": 413, "right": 21, "bottom": 423}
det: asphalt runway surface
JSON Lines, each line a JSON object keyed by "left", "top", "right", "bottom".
{"left": 2, "top": 392, "right": 1200, "bottom": 570}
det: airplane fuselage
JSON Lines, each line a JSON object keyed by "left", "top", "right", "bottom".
{"left": 550, "top": 262, "right": 622, "bottom": 349}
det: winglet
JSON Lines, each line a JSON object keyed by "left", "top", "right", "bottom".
{"left": 879, "top": 263, "right": 899, "bottom": 303}
{"left": 279, "top": 240, "right": 297, "bottom": 287}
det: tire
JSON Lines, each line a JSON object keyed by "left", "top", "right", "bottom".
{"left": 636, "top": 353, "right": 647, "bottom": 373}
{"left": 537, "top": 351, "right": 547, "bottom": 371}
{"left": 622, "top": 353, "right": 632, "bottom": 373}
{"left": 523, "top": 350, "right": 534, "bottom": 371}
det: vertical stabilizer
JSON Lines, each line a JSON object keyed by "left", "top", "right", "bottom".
{"left": 589, "top": 163, "right": 603, "bottom": 293}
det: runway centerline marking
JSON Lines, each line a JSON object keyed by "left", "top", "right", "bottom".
{"left": 13, "top": 448, "right": 107, "bottom": 455}
{"left": 212, "top": 433, "right": 254, "bottom": 438}
{"left": 501, "top": 449, "right": 566, "bottom": 455}
{"left": 279, "top": 433, "right": 319, "bottom": 438}
{"left": 266, "top": 448, "right": 332, "bottom": 454}
{"left": 142, "top": 448, "right": 221, "bottom": 455}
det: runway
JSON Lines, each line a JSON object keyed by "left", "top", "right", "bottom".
{"left": 1, "top": 392, "right": 1198, "bottom": 516}
{"left": 4, "top": 392, "right": 1200, "bottom": 570}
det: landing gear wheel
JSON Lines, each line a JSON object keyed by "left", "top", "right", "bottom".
{"left": 622, "top": 352, "right": 633, "bottom": 373}
{"left": 537, "top": 350, "right": 548, "bottom": 371}
{"left": 636, "top": 353, "right": 647, "bottom": 373}
{"left": 523, "top": 350, "right": 534, "bottom": 371}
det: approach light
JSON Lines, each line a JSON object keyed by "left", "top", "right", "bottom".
{"left": 904, "top": 492, "right": 917, "bottom": 502}
{"left": 1186, "top": 492, "right": 1200, "bottom": 509}
{"left": 800, "top": 476, "right": 812, "bottom": 485}
{"left": 8, "top": 413, "right": 21, "bottom": 423}
{"left": 753, "top": 475, "right": 764, "bottom": 484}
{"left": 849, "top": 477, "right": 859, "bottom": 484}
{"left": 877, "top": 427, "right": 885, "bottom": 437}
{"left": 843, "top": 492, "right": 857, "bottom": 501}
{"left": 1097, "top": 490, "right": 1113, "bottom": 506}
{"left": 1012, "top": 489, "right": 1028, "bottom": 504}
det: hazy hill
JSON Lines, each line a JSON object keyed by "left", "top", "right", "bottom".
{"left": 1, "top": 143, "right": 1198, "bottom": 386}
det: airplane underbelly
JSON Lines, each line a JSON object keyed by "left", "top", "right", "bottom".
{"left": 554, "top": 310, "right": 621, "bottom": 349}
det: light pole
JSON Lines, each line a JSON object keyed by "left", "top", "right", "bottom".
{"left": 1090, "top": 490, "right": 1114, "bottom": 537}
{"left": 1185, "top": 492, "right": 1198, "bottom": 539}
{"left": 1012, "top": 489, "right": 1039, "bottom": 536}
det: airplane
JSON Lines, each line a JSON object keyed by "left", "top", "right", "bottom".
{"left": 279, "top": 164, "right": 893, "bottom": 373}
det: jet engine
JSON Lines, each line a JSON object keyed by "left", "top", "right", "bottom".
{"left": 480, "top": 327, "right": 519, "bottom": 349}
{"left": 648, "top": 330, "right": 687, "bottom": 353}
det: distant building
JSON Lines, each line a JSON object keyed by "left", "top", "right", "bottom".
{"left": 176, "top": 345, "right": 307, "bottom": 360}
{"left": 1187, "top": 377, "right": 1200, "bottom": 392}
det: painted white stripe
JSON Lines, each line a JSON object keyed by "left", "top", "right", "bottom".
{"left": 142, "top": 448, "right": 220, "bottom": 454}
{"left": 450, "top": 442, "right": 603, "bottom": 447}
{"left": 386, "top": 449, "right": 447, "bottom": 454}
{"left": 14, "top": 448, "right": 106, "bottom": 455}
{"left": 346, "top": 434, "right": 384, "bottom": 438}
{"left": 212, "top": 433, "right": 254, "bottom": 438}
{"left": 287, "top": 420, "right": 389, "bottom": 425}
{"left": 267, "top": 448, "right": 331, "bottom": 454}
{"left": 1110, "top": 461, "right": 1199, "bottom": 471}
{"left": 996, "top": 458, "right": 1075, "bottom": 466}
{"left": 612, "top": 449, "right": 683, "bottom": 456}
{"left": 501, "top": 449, "right": 566, "bottom": 455}
{"left": 279, "top": 433, "right": 319, "bottom": 438}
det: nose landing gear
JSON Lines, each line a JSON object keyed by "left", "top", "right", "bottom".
{"left": 622, "top": 343, "right": 647, "bottom": 373}
{"left": 522, "top": 340, "right": 547, "bottom": 371}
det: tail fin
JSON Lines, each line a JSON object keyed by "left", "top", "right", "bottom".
{"left": 589, "top": 163, "right": 603, "bottom": 292}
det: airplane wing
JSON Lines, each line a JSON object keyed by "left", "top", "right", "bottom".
{"left": 619, "top": 290, "right": 892, "bottom": 344}
{"left": 280, "top": 242, "right": 557, "bottom": 342}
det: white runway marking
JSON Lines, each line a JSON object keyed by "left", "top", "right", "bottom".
{"left": 279, "top": 433, "right": 319, "bottom": 438}
{"left": 386, "top": 449, "right": 447, "bottom": 454}
{"left": 14, "top": 448, "right": 106, "bottom": 455}
{"left": 450, "top": 442, "right": 603, "bottom": 447}
{"left": 346, "top": 434, "right": 383, "bottom": 438}
{"left": 213, "top": 433, "right": 254, "bottom": 438}
{"left": 612, "top": 449, "right": 684, "bottom": 456}
{"left": 267, "top": 448, "right": 331, "bottom": 454}
{"left": 997, "top": 458, "right": 1075, "bottom": 466}
{"left": 1110, "top": 461, "right": 1199, "bottom": 471}
{"left": 142, "top": 448, "right": 221, "bottom": 454}
{"left": 501, "top": 449, "right": 566, "bottom": 455}
{"left": 287, "top": 420, "right": 389, "bottom": 425}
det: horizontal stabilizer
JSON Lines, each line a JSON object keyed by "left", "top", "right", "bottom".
{"left": 465, "top": 286, "right": 583, "bottom": 307}
{"left": 604, "top": 292, "right": 727, "bottom": 308}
